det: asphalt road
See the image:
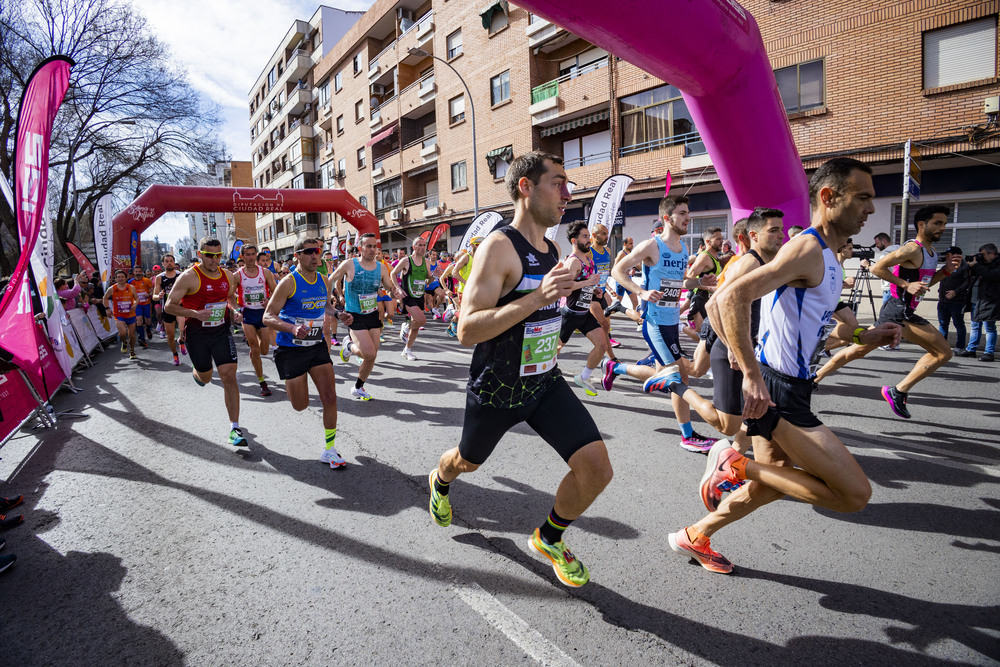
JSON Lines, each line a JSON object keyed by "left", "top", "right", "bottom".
{"left": 0, "top": 314, "right": 997, "bottom": 666}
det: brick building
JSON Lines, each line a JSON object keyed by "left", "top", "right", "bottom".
{"left": 183, "top": 160, "right": 254, "bottom": 260}
{"left": 250, "top": 0, "right": 1000, "bottom": 258}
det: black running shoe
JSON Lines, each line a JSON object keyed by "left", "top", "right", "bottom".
{"left": 881, "top": 386, "right": 911, "bottom": 419}
{"left": 0, "top": 514, "right": 24, "bottom": 530}
{"left": 0, "top": 496, "right": 23, "bottom": 512}
{"left": 0, "top": 553, "right": 15, "bottom": 574}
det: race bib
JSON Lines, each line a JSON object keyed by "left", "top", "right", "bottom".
{"left": 203, "top": 301, "right": 228, "bottom": 327}
{"left": 244, "top": 288, "right": 265, "bottom": 306}
{"left": 411, "top": 279, "right": 426, "bottom": 297}
{"left": 656, "top": 279, "right": 683, "bottom": 308}
{"left": 136, "top": 290, "right": 150, "bottom": 304}
{"left": 292, "top": 317, "right": 323, "bottom": 346}
{"left": 115, "top": 298, "right": 132, "bottom": 314}
{"left": 359, "top": 292, "right": 377, "bottom": 314}
{"left": 520, "top": 316, "right": 560, "bottom": 377}
{"left": 597, "top": 270, "right": 610, "bottom": 287}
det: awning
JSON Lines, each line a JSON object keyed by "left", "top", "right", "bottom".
{"left": 480, "top": 0, "right": 509, "bottom": 30}
{"left": 485, "top": 145, "right": 514, "bottom": 175}
{"left": 539, "top": 109, "right": 610, "bottom": 138}
{"left": 366, "top": 120, "right": 399, "bottom": 146}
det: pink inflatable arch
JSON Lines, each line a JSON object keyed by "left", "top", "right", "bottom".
{"left": 518, "top": 0, "right": 809, "bottom": 230}
{"left": 111, "top": 185, "right": 378, "bottom": 269}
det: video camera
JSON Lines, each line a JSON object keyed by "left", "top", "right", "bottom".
{"left": 852, "top": 245, "right": 876, "bottom": 261}
{"left": 965, "top": 253, "right": 985, "bottom": 264}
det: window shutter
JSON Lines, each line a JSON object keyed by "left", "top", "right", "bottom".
{"left": 924, "top": 18, "right": 997, "bottom": 89}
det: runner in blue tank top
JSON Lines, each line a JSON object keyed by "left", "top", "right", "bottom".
{"left": 669, "top": 158, "right": 903, "bottom": 575}
{"left": 264, "top": 237, "right": 354, "bottom": 469}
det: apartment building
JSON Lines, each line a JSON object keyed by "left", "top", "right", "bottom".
{"left": 252, "top": 0, "right": 999, "bottom": 257}
{"left": 183, "top": 160, "right": 254, "bottom": 259}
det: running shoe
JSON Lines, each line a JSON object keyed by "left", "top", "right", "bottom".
{"left": 0, "top": 496, "right": 23, "bottom": 512}
{"left": 636, "top": 352, "right": 656, "bottom": 367}
{"left": 340, "top": 341, "right": 353, "bottom": 363}
{"left": 527, "top": 528, "right": 590, "bottom": 587}
{"left": 351, "top": 386, "right": 373, "bottom": 401}
{"left": 668, "top": 529, "right": 733, "bottom": 574}
{"left": 608, "top": 337, "right": 621, "bottom": 348}
{"left": 139, "top": 340, "right": 148, "bottom": 349}
{"left": 330, "top": 337, "right": 340, "bottom": 347}
{"left": 228, "top": 427, "right": 248, "bottom": 447}
{"left": 643, "top": 366, "right": 682, "bottom": 393}
{"left": 402, "top": 349, "right": 417, "bottom": 361}
{"left": 129, "top": 352, "right": 138, "bottom": 360}
{"left": 179, "top": 342, "right": 187, "bottom": 356}
{"left": 158, "top": 331, "right": 166, "bottom": 339}
{"left": 400, "top": 323, "right": 410, "bottom": 344}
{"left": 574, "top": 374, "right": 598, "bottom": 396}
{"left": 700, "top": 440, "right": 743, "bottom": 511}
{"left": 259, "top": 381, "right": 272, "bottom": 397}
{"left": 446, "top": 323, "right": 458, "bottom": 337}
{"left": 120, "top": 341, "right": 127, "bottom": 353}
{"left": 600, "top": 359, "right": 616, "bottom": 392}
{"left": 880, "top": 344, "right": 900, "bottom": 351}
{"left": 881, "top": 385, "right": 911, "bottom": 419}
{"left": 172, "top": 354, "right": 180, "bottom": 366}
{"left": 0, "top": 553, "right": 15, "bottom": 574}
{"left": 680, "top": 432, "right": 715, "bottom": 453}
{"left": 603, "top": 299, "right": 626, "bottom": 317}
{"left": 0, "top": 513, "right": 24, "bottom": 530}
{"left": 428, "top": 469, "right": 452, "bottom": 527}
{"left": 321, "top": 447, "right": 347, "bottom": 469}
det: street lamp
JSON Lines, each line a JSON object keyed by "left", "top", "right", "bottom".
{"left": 408, "top": 47, "right": 478, "bottom": 218}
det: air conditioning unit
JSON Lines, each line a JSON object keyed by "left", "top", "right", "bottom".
{"left": 397, "top": 8, "right": 414, "bottom": 22}
{"left": 337, "top": 169, "right": 346, "bottom": 179}
{"left": 270, "top": 99, "right": 279, "bottom": 110}
{"left": 264, "top": 112, "right": 272, "bottom": 121}
{"left": 371, "top": 84, "right": 386, "bottom": 96}
{"left": 389, "top": 209, "right": 401, "bottom": 221}
{"left": 304, "top": 103, "right": 312, "bottom": 111}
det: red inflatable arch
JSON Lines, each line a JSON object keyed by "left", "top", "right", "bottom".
{"left": 111, "top": 185, "right": 379, "bottom": 269}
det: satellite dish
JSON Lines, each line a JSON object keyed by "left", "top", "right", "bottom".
{"left": 370, "top": 97, "right": 379, "bottom": 108}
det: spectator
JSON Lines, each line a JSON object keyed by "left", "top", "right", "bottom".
{"left": 54, "top": 271, "right": 88, "bottom": 310}
{"left": 90, "top": 274, "right": 107, "bottom": 317}
{"left": 957, "top": 243, "right": 999, "bottom": 361}
{"left": 937, "top": 246, "right": 971, "bottom": 352}
{"left": 788, "top": 225, "right": 804, "bottom": 239}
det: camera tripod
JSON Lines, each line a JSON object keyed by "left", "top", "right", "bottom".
{"left": 846, "top": 267, "right": 879, "bottom": 321}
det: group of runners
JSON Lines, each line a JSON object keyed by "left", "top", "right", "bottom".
{"left": 111, "top": 150, "right": 971, "bottom": 587}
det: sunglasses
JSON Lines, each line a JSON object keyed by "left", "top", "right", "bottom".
{"left": 201, "top": 251, "right": 223, "bottom": 257}
{"left": 297, "top": 247, "right": 322, "bottom": 255}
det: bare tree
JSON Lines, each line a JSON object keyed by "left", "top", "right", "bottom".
{"left": 0, "top": 0, "right": 224, "bottom": 275}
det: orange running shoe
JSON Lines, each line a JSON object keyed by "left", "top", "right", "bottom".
{"left": 668, "top": 529, "right": 733, "bottom": 574}
{"left": 700, "top": 442, "right": 746, "bottom": 512}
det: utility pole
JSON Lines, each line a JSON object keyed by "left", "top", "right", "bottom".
{"left": 900, "top": 139, "right": 921, "bottom": 245}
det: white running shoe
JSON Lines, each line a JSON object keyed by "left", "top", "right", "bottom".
{"left": 340, "top": 341, "right": 353, "bottom": 363}
{"left": 401, "top": 348, "right": 417, "bottom": 361}
{"left": 351, "top": 386, "right": 373, "bottom": 401}
{"left": 320, "top": 447, "right": 347, "bottom": 469}
{"left": 574, "top": 374, "right": 598, "bottom": 396}
{"left": 400, "top": 323, "right": 410, "bottom": 343}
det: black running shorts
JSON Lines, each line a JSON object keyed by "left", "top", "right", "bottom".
{"left": 558, "top": 308, "right": 601, "bottom": 344}
{"left": 688, "top": 290, "right": 710, "bottom": 320}
{"left": 709, "top": 338, "right": 743, "bottom": 417}
{"left": 876, "top": 295, "right": 929, "bottom": 327}
{"left": 699, "top": 318, "right": 718, "bottom": 353}
{"left": 745, "top": 364, "right": 822, "bottom": 440}
{"left": 458, "top": 375, "right": 602, "bottom": 465}
{"left": 347, "top": 311, "right": 383, "bottom": 331}
{"left": 187, "top": 327, "right": 237, "bottom": 373}
{"left": 273, "top": 343, "right": 332, "bottom": 380}
{"left": 241, "top": 307, "right": 266, "bottom": 329}
{"left": 162, "top": 311, "right": 177, "bottom": 325}
{"left": 401, "top": 295, "right": 424, "bottom": 310}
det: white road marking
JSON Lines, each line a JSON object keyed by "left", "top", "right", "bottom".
{"left": 455, "top": 582, "right": 581, "bottom": 667}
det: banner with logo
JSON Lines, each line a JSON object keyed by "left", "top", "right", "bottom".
{"left": 129, "top": 229, "right": 139, "bottom": 268}
{"left": 588, "top": 174, "right": 634, "bottom": 233}
{"left": 87, "top": 306, "right": 117, "bottom": 341}
{"left": 230, "top": 239, "right": 244, "bottom": 261}
{"left": 67, "top": 307, "right": 101, "bottom": 355}
{"left": 0, "top": 368, "right": 47, "bottom": 444}
{"left": 93, "top": 193, "right": 114, "bottom": 285}
{"left": 418, "top": 229, "right": 432, "bottom": 244}
{"left": 427, "top": 222, "right": 450, "bottom": 249}
{"left": 460, "top": 211, "right": 503, "bottom": 253}
{"left": 66, "top": 241, "right": 97, "bottom": 277}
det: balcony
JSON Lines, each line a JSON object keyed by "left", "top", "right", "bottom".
{"left": 285, "top": 87, "right": 311, "bottom": 116}
{"left": 399, "top": 11, "right": 435, "bottom": 63}
{"left": 372, "top": 149, "right": 401, "bottom": 183}
{"left": 529, "top": 57, "right": 610, "bottom": 126}
{"left": 404, "top": 193, "right": 441, "bottom": 220}
{"left": 619, "top": 131, "right": 706, "bottom": 159}
{"left": 402, "top": 133, "right": 438, "bottom": 173}
{"left": 399, "top": 72, "right": 436, "bottom": 119}
{"left": 369, "top": 96, "right": 398, "bottom": 132}
{"left": 316, "top": 102, "right": 333, "bottom": 130}
{"left": 525, "top": 16, "right": 570, "bottom": 50}
{"left": 284, "top": 50, "right": 311, "bottom": 85}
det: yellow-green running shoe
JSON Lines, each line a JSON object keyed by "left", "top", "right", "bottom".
{"left": 528, "top": 528, "right": 590, "bottom": 587}
{"left": 429, "top": 469, "right": 451, "bottom": 527}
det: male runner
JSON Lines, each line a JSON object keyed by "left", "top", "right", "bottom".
{"left": 233, "top": 243, "right": 278, "bottom": 396}
{"left": 588, "top": 223, "right": 619, "bottom": 349}
{"left": 604, "top": 236, "right": 642, "bottom": 321}
{"left": 429, "top": 151, "right": 613, "bottom": 588}
{"left": 256, "top": 249, "right": 278, "bottom": 356}
{"left": 390, "top": 236, "right": 430, "bottom": 361}
{"left": 263, "top": 237, "right": 353, "bottom": 468}
{"left": 671, "top": 157, "right": 902, "bottom": 573}
{"left": 610, "top": 195, "right": 717, "bottom": 452}
{"left": 332, "top": 232, "right": 405, "bottom": 400}
{"left": 447, "top": 239, "right": 481, "bottom": 336}
{"left": 152, "top": 254, "right": 182, "bottom": 365}
{"left": 557, "top": 221, "right": 606, "bottom": 396}
{"left": 129, "top": 266, "right": 154, "bottom": 348}
{"left": 103, "top": 269, "right": 138, "bottom": 359}
{"left": 685, "top": 227, "right": 724, "bottom": 333}
{"left": 150, "top": 264, "right": 165, "bottom": 337}
{"left": 814, "top": 205, "right": 958, "bottom": 418}
{"left": 165, "top": 238, "right": 246, "bottom": 447}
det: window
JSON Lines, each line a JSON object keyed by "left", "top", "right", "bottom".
{"left": 338, "top": 158, "right": 347, "bottom": 177}
{"left": 486, "top": 146, "right": 513, "bottom": 178}
{"left": 559, "top": 47, "right": 609, "bottom": 78}
{"left": 337, "top": 114, "right": 344, "bottom": 134}
{"left": 375, "top": 178, "right": 401, "bottom": 213}
{"left": 490, "top": 71, "right": 511, "bottom": 105}
{"left": 357, "top": 147, "right": 366, "bottom": 169}
{"left": 619, "top": 84, "right": 698, "bottom": 155}
{"left": 451, "top": 161, "right": 467, "bottom": 190}
{"left": 334, "top": 70, "right": 343, "bottom": 92}
{"left": 355, "top": 100, "right": 364, "bottom": 121}
{"left": 923, "top": 18, "right": 997, "bottom": 89}
{"left": 353, "top": 51, "right": 364, "bottom": 75}
{"left": 319, "top": 80, "right": 331, "bottom": 106}
{"left": 775, "top": 60, "right": 824, "bottom": 113}
{"left": 449, "top": 95, "right": 466, "bottom": 123}
{"left": 489, "top": 8, "right": 508, "bottom": 33}
{"left": 563, "top": 130, "right": 612, "bottom": 169}
{"left": 447, "top": 29, "right": 463, "bottom": 59}
{"left": 268, "top": 66, "right": 277, "bottom": 88}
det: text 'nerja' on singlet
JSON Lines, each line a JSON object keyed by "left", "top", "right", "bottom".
{"left": 889, "top": 239, "right": 938, "bottom": 309}
{"left": 180, "top": 265, "right": 231, "bottom": 333}
{"left": 345, "top": 258, "right": 383, "bottom": 315}
{"left": 642, "top": 236, "right": 689, "bottom": 326}
{"left": 756, "top": 228, "right": 841, "bottom": 379}
{"left": 276, "top": 270, "right": 330, "bottom": 347}
{"left": 468, "top": 226, "right": 561, "bottom": 409}
{"left": 237, "top": 266, "right": 268, "bottom": 309}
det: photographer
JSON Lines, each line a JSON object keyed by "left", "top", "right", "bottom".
{"left": 957, "top": 243, "right": 999, "bottom": 362}
{"left": 937, "top": 246, "right": 971, "bottom": 351}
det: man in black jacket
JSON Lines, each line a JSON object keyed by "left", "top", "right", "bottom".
{"left": 937, "top": 246, "right": 971, "bottom": 352}
{"left": 957, "top": 243, "right": 999, "bottom": 362}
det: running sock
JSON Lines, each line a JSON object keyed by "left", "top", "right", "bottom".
{"left": 612, "top": 361, "right": 627, "bottom": 375}
{"left": 433, "top": 471, "right": 450, "bottom": 496}
{"left": 355, "top": 379, "right": 365, "bottom": 389}
{"left": 324, "top": 428, "right": 337, "bottom": 449}
{"left": 679, "top": 422, "right": 694, "bottom": 438}
{"left": 539, "top": 508, "right": 573, "bottom": 545}
{"left": 581, "top": 367, "right": 593, "bottom": 381}
{"left": 730, "top": 455, "right": 749, "bottom": 481}
{"left": 668, "top": 379, "right": 689, "bottom": 395}
{"left": 231, "top": 422, "right": 239, "bottom": 429}
{"left": 258, "top": 377, "right": 265, "bottom": 383}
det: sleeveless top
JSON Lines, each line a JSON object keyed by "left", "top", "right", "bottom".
{"left": 180, "top": 265, "right": 231, "bottom": 333}
{"left": 468, "top": 226, "right": 561, "bottom": 408}
{"left": 693, "top": 251, "right": 722, "bottom": 295}
{"left": 275, "top": 270, "right": 329, "bottom": 347}
{"left": 889, "top": 239, "right": 937, "bottom": 309}
{"left": 345, "top": 258, "right": 383, "bottom": 315}
{"left": 712, "top": 249, "right": 766, "bottom": 342}
{"left": 237, "top": 266, "right": 268, "bottom": 310}
{"left": 642, "top": 236, "right": 689, "bottom": 326}
{"left": 158, "top": 272, "right": 177, "bottom": 304}
{"left": 403, "top": 254, "right": 430, "bottom": 298}
{"left": 591, "top": 245, "right": 612, "bottom": 289}
{"left": 457, "top": 254, "right": 474, "bottom": 293}
{"left": 564, "top": 251, "right": 597, "bottom": 313}
{"left": 111, "top": 284, "right": 135, "bottom": 318}
{"left": 130, "top": 277, "right": 152, "bottom": 305}
{"left": 756, "top": 228, "right": 841, "bottom": 379}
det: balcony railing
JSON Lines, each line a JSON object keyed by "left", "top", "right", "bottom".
{"left": 402, "top": 132, "right": 437, "bottom": 151}
{"left": 564, "top": 150, "right": 613, "bottom": 169}
{"left": 400, "top": 71, "right": 435, "bottom": 97}
{"left": 620, "top": 131, "right": 706, "bottom": 157}
{"left": 402, "top": 10, "right": 433, "bottom": 37}
{"left": 530, "top": 57, "right": 610, "bottom": 104}
{"left": 405, "top": 193, "right": 440, "bottom": 209}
